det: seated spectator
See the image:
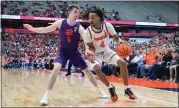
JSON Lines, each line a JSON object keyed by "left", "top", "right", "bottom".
{"left": 124, "top": 51, "right": 135, "bottom": 75}
{"left": 39, "top": 58, "right": 45, "bottom": 69}
{"left": 128, "top": 50, "right": 143, "bottom": 77}
{"left": 33, "top": 59, "right": 38, "bottom": 69}
{"left": 139, "top": 47, "right": 162, "bottom": 79}
{"left": 155, "top": 49, "right": 173, "bottom": 80}
{"left": 3, "top": 59, "right": 9, "bottom": 69}
{"left": 162, "top": 49, "right": 172, "bottom": 66}
{"left": 45, "top": 58, "right": 50, "bottom": 69}
{"left": 21, "top": 57, "right": 26, "bottom": 68}
{"left": 25, "top": 57, "right": 30, "bottom": 69}
{"left": 149, "top": 49, "right": 178, "bottom": 81}
{"left": 169, "top": 50, "right": 179, "bottom": 82}
{"left": 37, "top": 58, "right": 41, "bottom": 69}
{"left": 101, "top": 62, "right": 120, "bottom": 77}
{"left": 136, "top": 48, "right": 151, "bottom": 78}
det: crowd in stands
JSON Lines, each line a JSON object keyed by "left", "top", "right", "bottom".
{"left": 2, "top": 33, "right": 58, "bottom": 70}
{"left": 2, "top": 33, "right": 59, "bottom": 58}
{"left": 1, "top": 32, "right": 86, "bottom": 71}
{"left": 2, "top": 32, "right": 179, "bottom": 83}
{"left": 1, "top": 1, "right": 121, "bottom": 21}
{"left": 124, "top": 32, "right": 179, "bottom": 83}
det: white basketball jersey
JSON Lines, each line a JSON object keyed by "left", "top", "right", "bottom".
{"left": 86, "top": 22, "right": 115, "bottom": 53}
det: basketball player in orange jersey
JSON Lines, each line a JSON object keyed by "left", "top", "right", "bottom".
{"left": 83, "top": 8, "right": 137, "bottom": 100}
{"left": 23, "top": 5, "right": 108, "bottom": 106}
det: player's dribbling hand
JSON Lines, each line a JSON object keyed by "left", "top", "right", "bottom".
{"left": 119, "top": 40, "right": 130, "bottom": 46}
{"left": 85, "top": 50, "right": 95, "bottom": 63}
{"left": 119, "top": 40, "right": 127, "bottom": 44}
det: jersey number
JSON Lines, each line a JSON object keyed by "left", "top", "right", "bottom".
{"left": 100, "top": 41, "right": 105, "bottom": 48}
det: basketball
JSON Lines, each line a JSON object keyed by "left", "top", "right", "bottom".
{"left": 116, "top": 43, "right": 132, "bottom": 58}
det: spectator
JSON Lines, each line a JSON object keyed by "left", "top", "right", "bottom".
{"left": 162, "top": 49, "right": 173, "bottom": 66}
{"left": 169, "top": 50, "right": 179, "bottom": 82}
{"left": 128, "top": 50, "right": 144, "bottom": 76}
{"left": 136, "top": 48, "right": 150, "bottom": 78}
{"left": 140, "top": 47, "right": 162, "bottom": 79}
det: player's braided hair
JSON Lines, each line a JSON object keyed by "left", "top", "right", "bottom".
{"left": 83, "top": 8, "right": 104, "bottom": 22}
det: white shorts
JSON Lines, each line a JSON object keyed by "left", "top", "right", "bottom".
{"left": 89, "top": 49, "right": 121, "bottom": 69}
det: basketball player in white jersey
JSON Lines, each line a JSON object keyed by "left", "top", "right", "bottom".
{"left": 84, "top": 8, "right": 137, "bottom": 100}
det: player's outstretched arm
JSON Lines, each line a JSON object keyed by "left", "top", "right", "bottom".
{"left": 23, "top": 20, "right": 62, "bottom": 33}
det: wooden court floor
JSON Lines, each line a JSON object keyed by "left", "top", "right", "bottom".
{"left": 1, "top": 68, "right": 178, "bottom": 107}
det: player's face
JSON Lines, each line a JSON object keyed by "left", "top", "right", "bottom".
{"left": 89, "top": 13, "right": 100, "bottom": 27}
{"left": 69, "top": 8, "right": 79, "bottom": 20}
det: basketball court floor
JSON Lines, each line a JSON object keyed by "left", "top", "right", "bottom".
{"left": 1, "top": 68, "right": 178, "bottom": 107}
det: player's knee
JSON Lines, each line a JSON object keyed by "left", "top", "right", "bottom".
{"left": 117, "top": 59, "right": 127, "bottom": 67}
{"left": 53, "top": 63, "right": 61, "bottom": 71}
{"left": 93, "top": 65, "right": 101, "bottom": 73}
{"left": 82, "top": 68, "right": 90, "bottom": 73}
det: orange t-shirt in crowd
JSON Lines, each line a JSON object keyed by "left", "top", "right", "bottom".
{"left": 144, "top": 53, "right": 150, "bottom": 62}
{"left": 147, "top": 52, "right": 161, "bottom": 65}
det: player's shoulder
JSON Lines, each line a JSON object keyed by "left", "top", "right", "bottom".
{"left": 104, "top": 22, "right": 113, "bottom": 27}
{"left": 78, "top": 24, "right": 85, "bottom": 32}
{"left": 85, "top": 26, "right": 92, "bottom": 32}
{"left": 57, "top": 19, "right": 63, "bottom": 23}
{"left": 55, "top": 20, "right": 63, "bottom": 28}
{"left": 86, "top": 25, "right": 91, "bottom": 30}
